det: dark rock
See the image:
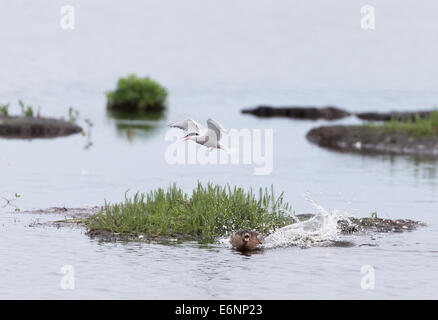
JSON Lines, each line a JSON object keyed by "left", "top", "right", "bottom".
{"left": 356, "top": 110, "right": 434, "bottom": 121}
{"left": 306, "top": 125, "right": 438, "bottom": 157}
{"left": 296, "top": 214, "right": 425, "bottom": 233}
{"left": 340, "top": 217, "right": 425, "bottom": 233}
{"left": 241, "top": 105, "right": 351, "bottom": 120}
{"left": 0, "top": 116, "right": 82, "bottom": 139}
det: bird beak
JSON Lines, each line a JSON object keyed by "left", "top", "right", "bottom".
{"left": 183, "top": 135, "right": 190, "bottom": 141}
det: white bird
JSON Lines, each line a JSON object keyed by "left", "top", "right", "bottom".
{"left": 168, "top": 118, "right": 228, "bottom": 151}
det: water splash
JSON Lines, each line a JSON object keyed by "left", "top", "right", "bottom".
{"left": 217, "top": 195, "right": 349, "bottom": 249}
{"left": 262, "top": 195, "right": 346, "bottom": 249}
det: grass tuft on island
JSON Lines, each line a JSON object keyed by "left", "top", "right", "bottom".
{"left": 86, "top": 183, "right": 292, "bottom": 243}
{"left": 106, "top": 74, "right": 168, "bottom": 113}
{"left": 365, "top": 110, "right": 438, "bottom": 137}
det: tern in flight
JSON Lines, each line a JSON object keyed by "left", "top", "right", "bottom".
{"left": 168, "top": 118, "right": 228, "bottom": 151}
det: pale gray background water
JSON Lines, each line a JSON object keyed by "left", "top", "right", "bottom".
{"left": 0, "top": 0, "right": 437, "bottom": 299}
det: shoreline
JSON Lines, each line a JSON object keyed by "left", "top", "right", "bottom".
{"left": 24, "top": 207, "right": 426, "bottom": 243}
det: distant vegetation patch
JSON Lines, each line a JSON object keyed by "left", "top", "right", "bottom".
{"left": 86, "top": 183, "right": 292, "bottom": 243}
{"left": 365, "top": 110, "right": 438, "bottom": 137}
{"left": 0, "top": 103, "right": 9, "bottom": 116}
{"left": 0, "top": 100, "right": 39, "bottom": 118}
{"left": 106, "top": 74, "right": 168, "bottom": 113}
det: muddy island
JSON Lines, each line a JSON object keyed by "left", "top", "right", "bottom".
{"left": 241, "top": 105, "right": 351, "bottom": 120}
{"left": 242, "top": 105, "right": 438, "bottom": 125}
{"left": 356, "top": 110, "right": 436, "bottom": 121}
{"left": 22, "top": 207, "right": 426, "bottom": 246}
{"left": 307, "top": 125, "right": 438, "bottom": 157}
{"left": 0, "top": 116, "right": 83, "bottom": 139}
{"left": 26, "top": 208, "right": 425, "bottom": 244}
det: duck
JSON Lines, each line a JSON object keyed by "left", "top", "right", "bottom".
{"left": 230, "top": 230, "right": 264, "bottom": 251}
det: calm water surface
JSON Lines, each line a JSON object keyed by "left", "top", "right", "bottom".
{"left": 0, "top": 0, "right": 437, "bottom": 299}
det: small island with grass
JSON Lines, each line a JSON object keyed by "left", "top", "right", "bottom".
{"left": 0, "top": 101, "right": 83, "bottom": 139}
{"left": 28, "top": 182, "right": 424, "bottom": 248}
{"left": 86, "top": 183, "right": 291, "bottom": 243}
{"left": 106, "top": 74, "right": 168, "bottom": 113}
{"left": 307, "top": 111, "right": 438, "bottom": 157}
{"left": 28, "top": 183, "right": 425, "bottom": 248}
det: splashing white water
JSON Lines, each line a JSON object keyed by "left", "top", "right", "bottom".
{"left": 262, "top": 196, "right": 346, "bottom": 249}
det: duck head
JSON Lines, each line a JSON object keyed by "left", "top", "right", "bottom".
{"left": 230, "top": 230, "right": 263, "bottom": 252}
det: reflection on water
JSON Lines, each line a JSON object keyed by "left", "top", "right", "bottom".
{"left": 313, "top": 145, "right": 438, "bottom": 184}
{"left": 378, "top": 154, "right": 438, "bottom": 185}
{"left": 232, "top": 249, "right": 265, "bottom": 257}
{"left": 410, "top": 158, "right": 438, "bottom": 182}
{"left": 106, "top": 109, "right": 167, "bottom": 142}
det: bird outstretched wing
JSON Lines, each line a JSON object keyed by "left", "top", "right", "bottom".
{"left": 207, "top": 118, "right": 227, "bottom": 141}
{"left": 168, "top": 118, "right": 203, "bottom": 133}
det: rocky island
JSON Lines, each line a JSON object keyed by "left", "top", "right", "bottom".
{"left": 241, "top": 105, "right": 351, "bottom": 120}
{"left": 307, "top": 111, "right": 438, "bottom": 157}
{"left": 0, "top": 116, "right": 82, "bottom": 139}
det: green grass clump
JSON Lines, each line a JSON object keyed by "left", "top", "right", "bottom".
{"left": 18, "top": 100, "right": 35, "bottom": 118}
{"left": 1, "top": 100, "right": 37, "bottom": 118}
{"left": 86, "top": 183, "right": 292, "bottom": 243}
{"left": 0, "top": 103, "right": 9, "bottom": 116}
{"left": 366, "top": 111, "right": 438, "bottom": 137}
{"left": 106, "top": 74, "right": 168, "bottom": 112}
